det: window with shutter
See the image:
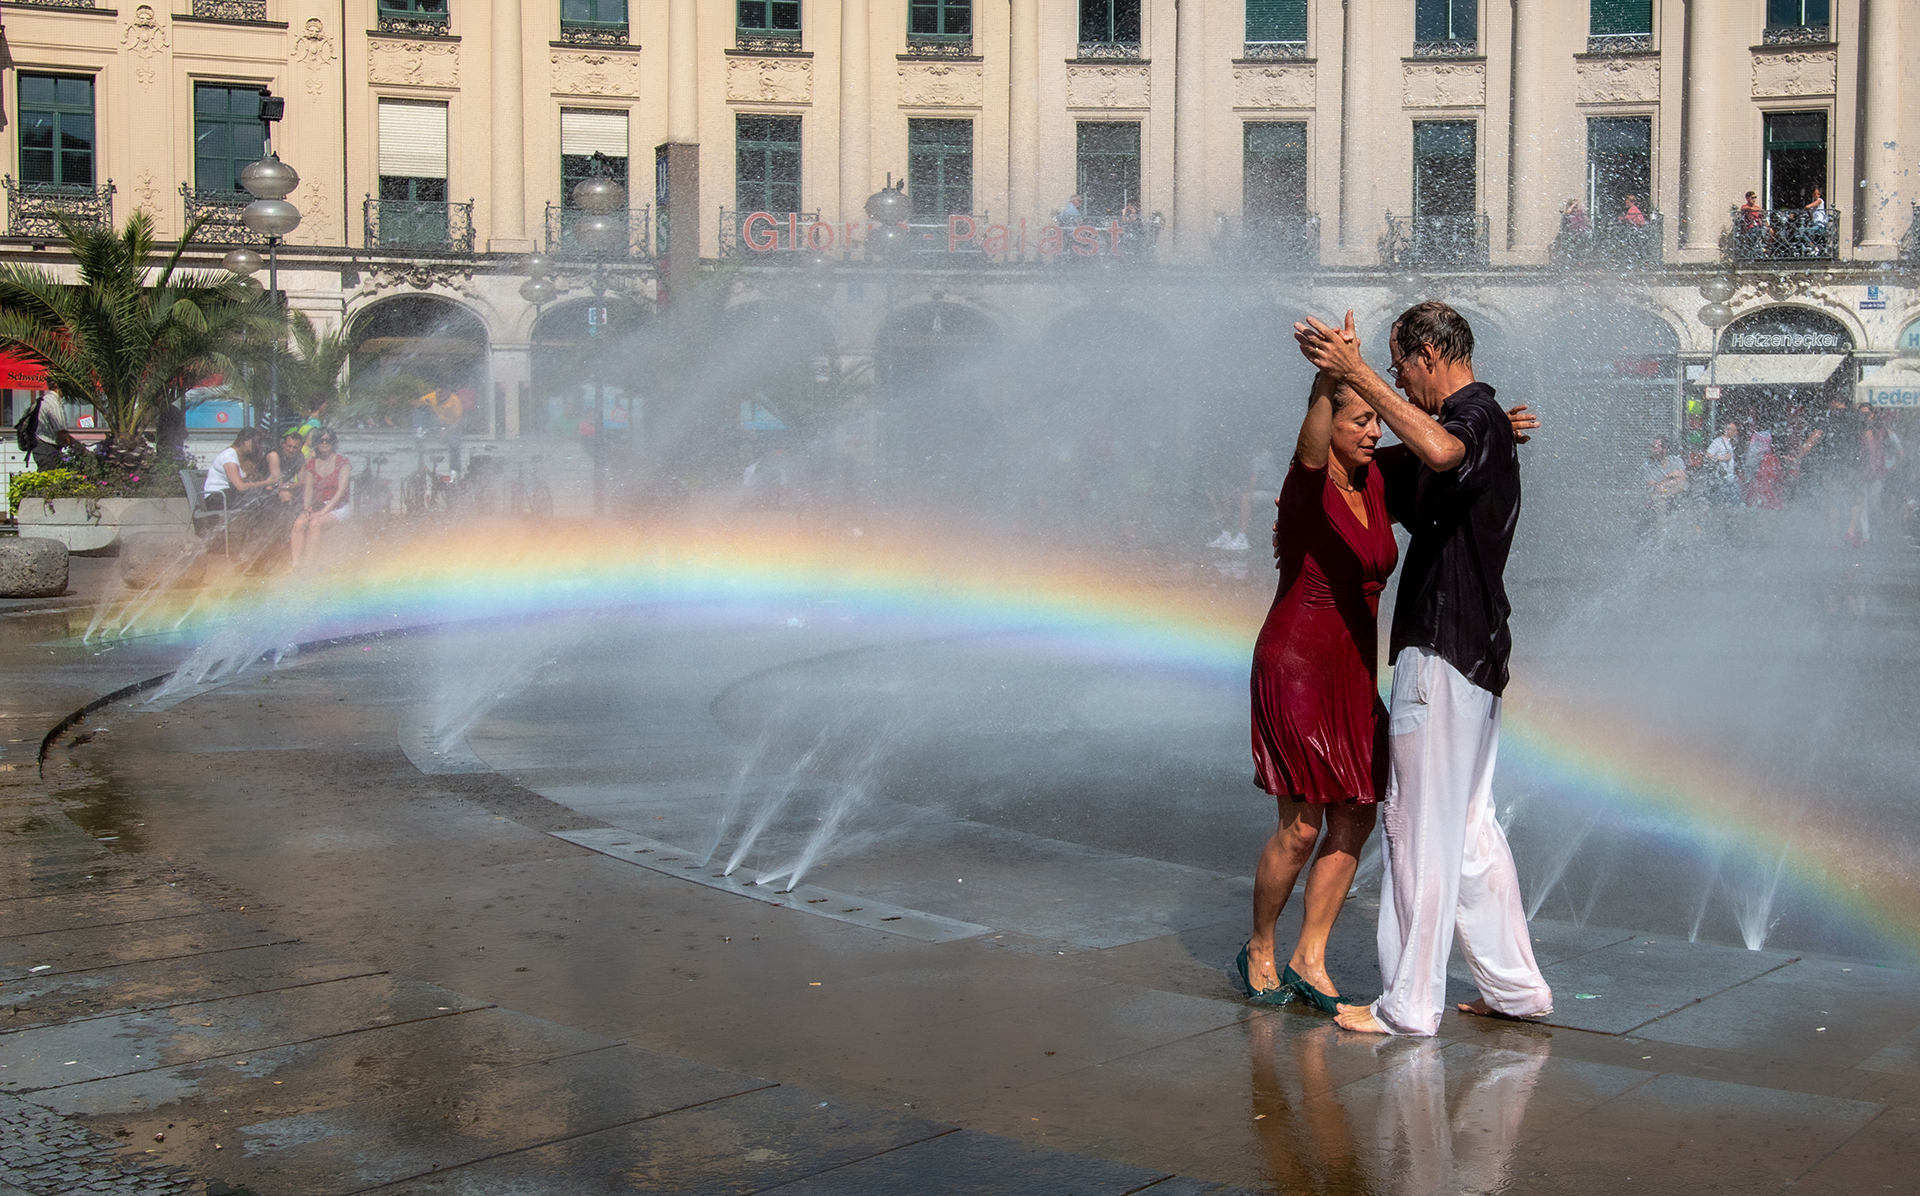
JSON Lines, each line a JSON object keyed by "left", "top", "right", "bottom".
{"left": 561, "top": 110, "right": 630, "bottom": 204}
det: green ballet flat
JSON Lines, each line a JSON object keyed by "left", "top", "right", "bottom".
{"left": 1284, "top": 965, "right": 1343, "bottom": 1015}
{"left": 1236, "top": 945, "right": 1296, "bottom": 1006}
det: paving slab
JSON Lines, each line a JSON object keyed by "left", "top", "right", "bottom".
{"left": 1534, "top": 932, "right": 1800, "bottom": 1034}
{"left": 0, "top": 912, "right": 295, "bottom": 981}
{"left": 213, "top": 1045, "right": 775, "bottom": 1195}
{"left": 0, "top": 883, "right": 207, "bottom": 937}
{"left": 1787, "top": 1104, "right": 1920, "bottom": 1195}
{"left": 1636, "top": 956, "right": 1920, "bottom": 1068}
{"left": 377, "top": 1083, "right": 953, "bottom": 1196}
{"left": 0, "top": 940, "right": 376, "bottom": 1031}
{"left": 1, "top": 973, "right": 488, "bottom": 1091}
{"left": 751, "top": 1127, "right": 1172, "bottom": 1196}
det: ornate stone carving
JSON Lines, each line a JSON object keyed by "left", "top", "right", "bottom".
{"left": 1576, "top": 56, "right": 1660, "bottom": 104}
{"left": 132, "top": 170, "right": 162, "bottom": 221}
{"left": 551, "top": 49, "right": 643, "bottom": 98}
{"left": 369, "top": 37, "right": 460, "bottom": 89}
{"left": 1751, "top": 49, "right": 1837, "bottom": 98}
{"left": 121, "top": 6, "right": 168, "bottom": 88}
{"left": 1233, "top": 64, "right": 1314, "bottom": 109}
{"left": 1401, "top": 61, "right": 1485, "bottom": 108}
{"left": 298, "top": 178, "right": 334, "bottom": 244}
{"left": 725, "top": 56, "right": 813, "bottom": 104}
{"left": 363, "top": 261, "right": 480, "bottom": 295}
{"left": 1065, "top": 63, "right": 1150, "bottom": 109}
{"left": 293, "top": 18, "right": 339, "bottom": 97}
{"left": 897, "top": 61, "right": 983, "bottom": 108}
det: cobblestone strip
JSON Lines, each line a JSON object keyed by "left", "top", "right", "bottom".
{"left": 0, "top": 1094, "right": 202, "bottom": 1196}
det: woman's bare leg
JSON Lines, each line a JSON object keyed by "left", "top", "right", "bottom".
{"left": 288, "top": 514, "right": 310, "bottom": 568}
{"left": 1249, "top": 800, "right": 1324, "bottom": 992}
{"left": 1286, "top": 801, "right": 1378, "bottom": 997}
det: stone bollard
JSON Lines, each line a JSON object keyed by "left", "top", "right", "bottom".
{"left": 118, "top": 531, "right": 209, "bottom": 590}
{"left": 0, "top": 536, "right": 71, "bottom": 598}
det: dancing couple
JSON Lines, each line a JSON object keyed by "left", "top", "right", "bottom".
{"left": 1239, "top": 302, "right": 1553, "bottom": 1036}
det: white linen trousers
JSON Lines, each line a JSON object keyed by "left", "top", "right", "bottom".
{"left": 1368, "top": 647, "right": 1553, "bottom": 1036}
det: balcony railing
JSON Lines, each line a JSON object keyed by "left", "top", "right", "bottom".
{"left": 718, "top": 209, "right": 823, "bottom": 257}
{"left": 543, "top": 203, "right": 652, "bottom": 259}
{"left": 1410, "top": 39, "right": 1478, "bottom": 58}
{"left": 1586, "top": 32, "right": 1653, "bottom": 54}
{"left": 4, "top": 178, "right": 114, "bottom": 239}
{"left": 181, "top": 187, "right": 267, "bottom": 245}
{"left": 905, "top": 32, "right": 974, "bottom": 58}
{"left": 1900, "top": 204, "right": 1920, "bottom": 264}
{"left": 1728, "top": 206, "right": 1840, "bottom": 262}
{"left": 1238, "top": 214, "right": 1322, "bottom": 269}
{"left": 735, "top": 27, "right": 802, "bottom": 53}
{"left": 1551, "top": 210, "right": 1664, "bottom": 266}
{"left": 1243, "top": 41, "right": 1308, "bottom": 60}
{"left": 377, "top": 4, "right": 451, "bottom": 36}
{"left": 1384, "top": 212, "right": 1489, "bottom": 267}
{"left": 363, "top": 196, "right": 475, "bottom": 254}
{"left": 1762, "top": 23, "right": 1828, "bottom": 45}
{"left": 7, "top": 0, "right": 100, "bottom": 9}
{"left": 1077, "top": 40, "right": 1143, "bottom": 60}
{"left": 190, "top": 0, "right": 269, "bottom": 20}
{"left": 559, "top": 19, "right": 628, "bottom": 46}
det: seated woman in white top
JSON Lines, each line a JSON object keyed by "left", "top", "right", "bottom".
{"left": 203, "top": 427, "right": 280, "bottom": 509}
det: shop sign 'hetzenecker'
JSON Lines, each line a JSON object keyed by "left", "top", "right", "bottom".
{"left": 739, "top": 213, "right": 1134, "bottom": 258}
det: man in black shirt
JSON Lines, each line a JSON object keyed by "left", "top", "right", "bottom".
{"left": 1295, "top": 304, "right": 1553, "bottom": 1036}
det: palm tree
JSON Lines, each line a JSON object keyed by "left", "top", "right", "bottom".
{"left": 278, "top": 309, "right": 355, "bottom": 422}
{"left": 0, "top": 211, "right": 263, "bottom": 452}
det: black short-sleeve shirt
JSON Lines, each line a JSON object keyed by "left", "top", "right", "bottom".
{"left": 1376, "top": 381, "right": 1520, "bottom": 695}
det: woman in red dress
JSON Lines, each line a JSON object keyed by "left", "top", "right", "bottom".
{"left": 1240, "top": 371, "right": 1399, "bottom": 1011}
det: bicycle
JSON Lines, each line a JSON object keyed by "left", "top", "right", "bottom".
{"left": 401, "top": 445, "right": 447, "bottom": 516}
{"left": 352, "top": 453, "right": 393, "bottom": 523}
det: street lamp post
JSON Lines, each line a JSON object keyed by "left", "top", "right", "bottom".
{"left": 1698, "top": 276, "right": 1737, "bottom": 438}
{"left": 237, "top": 90, "right": 300, "bottom": 436}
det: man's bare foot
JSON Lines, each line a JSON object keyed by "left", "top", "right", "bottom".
{"left": 1334, "top": 1002, "right": 1389, "bottom": 1034}
{"left": 1456, "top": 998, "right": 1551, "bottom": 1021}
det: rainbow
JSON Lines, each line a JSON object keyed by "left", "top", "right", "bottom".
{"left": 95, "top": 516, "right": 1920, "bottom": 961}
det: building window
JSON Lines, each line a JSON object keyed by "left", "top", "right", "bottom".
{"left": 376, "top": 98, "right": 451, "bottom": 244}
{"left": 1076, "top": 122, "right": 1140, "bottom": 221}
{"left": 1588, "top": 0, "right": 1652, "bottom": 53}
{"left": 1764, "top": 0, "right": 1829, "bottom": 44}
{"left": 1244, "top": 121, "right": 1308, "bottom": 232}
{"left": 1079, "top": 0, "right": 1142, "bottom": 58}
{"left": 1412, "top": 0, "right": 1477, "bottom": 55}
{"left": 737, "top": 1, "right": 802, "bottom": 51}
{"left": 1245, "top": 1, "right": 1308, "bottom": 58}
{"left": 193, "top": 85, "right": 265, "bottom": 195}
{"left": 736, "top": 115, "right": 802, "bottom": 213}
{"left": 908, "top": 119, "right": 972, "bottom": 218}
{"left": 1763, "top": 111, "right": 1826, "bottom": 210}
{"left": 1413, "top": 120, "right": 1475, "bottom": 217}
{"left": 561, "top": 109, "right": 630, "bottom": 199}
{"left": 1587, "top": 116, "right": 1650, "bottom": 220}
{"left": 908, "top": 0, "right": 973, "bottom": 55}
{"left": 560, "top": 0, "right": 628, "bottom": 45}
{"left": 377, "top": 0, "right": 451, "bottom": 35}
{"left": 18, "top": 74, "right": 95, "bottom": 189}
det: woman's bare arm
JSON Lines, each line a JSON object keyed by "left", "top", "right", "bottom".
{"left": 1294, "top": 371, "right": 1336, "bottom": 469}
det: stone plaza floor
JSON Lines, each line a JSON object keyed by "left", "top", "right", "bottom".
{"left": 3, "top": 550, "right": 1919, "bottom": 1196}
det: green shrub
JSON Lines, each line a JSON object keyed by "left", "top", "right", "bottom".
{"left": 8, "top": 468, "right": 96, "bottom": 514}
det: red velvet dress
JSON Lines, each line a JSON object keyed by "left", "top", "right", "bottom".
{"left": 1251, "top": 458, "right": 1399, "bottom": 803}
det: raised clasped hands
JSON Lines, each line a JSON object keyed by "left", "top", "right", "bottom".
{"left": 1293, "top": 310, "right": 1365, "bottom": 381}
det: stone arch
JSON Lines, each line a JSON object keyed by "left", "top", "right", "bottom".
{"left": 526, "top": 296, "right": 652, "bottom": 439}
{"left": 345, "top": 294, "right": 491, "bottom": 432}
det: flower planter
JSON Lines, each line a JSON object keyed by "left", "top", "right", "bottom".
{"left": 13, "top": 496, "right": 195, "bottom": 553}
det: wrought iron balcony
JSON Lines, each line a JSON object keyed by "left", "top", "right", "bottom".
{"left": 718, "top": 209, "right": 823, "bottom": 257}
{"left": 190, "top": 0, "right": 269, "bottom": 20}
{"left": 1242, "top": 40, "right": 1308, "bottom": 60}
{"left": 735, "top": 27, "right": 802, "bottom": 54}
{"left": 1077, "top": 40, "right": 1143, "bottom": 60}
{"left": 1586, "top": 32, "right": 1653, "bottom": 54}
{"left": 1239, "top": 214, "right": 1322, "bottom": 269}
{"left": 1900, "top": 204, "right": 1920, "bottom": 264}
{"left": 181, "top": 187, "right": 268, "bottom": 245}
{"left": 1410, "top": 39, "right": 1478, "bottom": 58}
{"left": 7, "top": 0, "right": 100, "bottom": 9}
{"left": 1762, "top": 23, "right": 1829, "bottom": 45}
{"left": 904, "top": 32, "right": 974, "bottom": 58}
{"left": 1728, "top": 206, "right": 1840, "bottom": 262}
{"left": 1383, "top": 212, "right": 1489, "bottom": 268}
{"left": 559, "top": 19, "right": 628, "bottom": 46}
{"left": 377, "top": 3, "right": 451, "bottom": 36}
{"left": 543, "top": 203, "right": 652, "bottom": 259}
{"left": 363, "top": 196, "right": 475, "bottom": 254}
{"left": 4, "top": 177, "right": 114, "bottom": 239}
{"left": 1550, "top": 210, "right": 1664, "bottom": 267}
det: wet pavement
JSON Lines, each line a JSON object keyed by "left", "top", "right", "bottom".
{"left": 4, "top": 568, "right": 1920, "bottom": 1194}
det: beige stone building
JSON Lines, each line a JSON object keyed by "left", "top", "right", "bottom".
{"left": 0, "top": 1, "right": 1916, "bottom": 460}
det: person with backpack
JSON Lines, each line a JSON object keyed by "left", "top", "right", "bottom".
{"left": 14, "top": 391, "right": 76, "bottom": 472}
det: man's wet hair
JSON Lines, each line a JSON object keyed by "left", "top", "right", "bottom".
{"left": 1392, "top": 301, "right": 1475, "bottom": 365}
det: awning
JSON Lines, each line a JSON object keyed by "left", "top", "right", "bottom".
{"left": 1858, "top": 359, "right": 1920, "bottom": 408}
{"left": 1707, "top": 354, "right": 1844, "bottom": 387}
{"left": 0, "top": 350, "right": 49, "bottom": 389}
